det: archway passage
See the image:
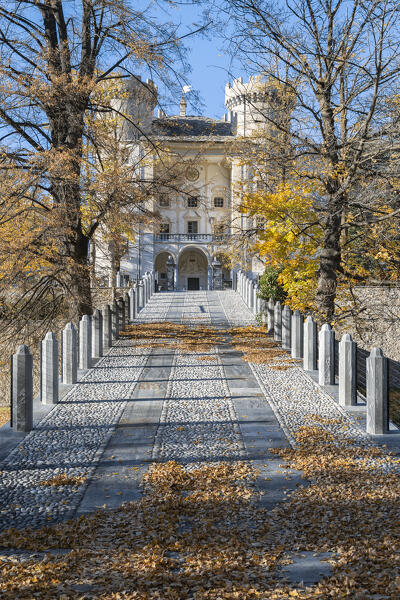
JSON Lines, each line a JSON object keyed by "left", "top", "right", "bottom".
{"left": 178, "top": 248, "right": 208, "bottom": 291}
{"left": 154, "top": 251, "right": 172, "bottom": 292}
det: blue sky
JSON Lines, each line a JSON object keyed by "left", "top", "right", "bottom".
{"left": 165, "top": 3, "right": 241, "bottom": 119}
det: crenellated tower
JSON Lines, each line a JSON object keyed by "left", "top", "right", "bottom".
{"left": 112, "top": 75, "right": 158, "bottom": 140}
{"left": 225, "top": 75, "right": 286, "bottom": 137}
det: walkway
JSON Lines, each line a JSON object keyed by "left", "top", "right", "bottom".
{"left": 1, "top": 291, "right": 399, "bottom": 599}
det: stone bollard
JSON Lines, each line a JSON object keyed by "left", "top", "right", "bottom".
{"left": 62, "top": 322, "right": 77, "bottom": 384}
{"left": 291, "top": 310, "right": 304, "bottom": 359}
{"left": 366, "top": 348, "right": 388, "bottom": 434}
{"left": 267, "top": 298, "right": 274, "bottom": 334}
{"left": 118, "top": 297, "right": 126, "bottom": 332}
{"left": 124, "top": 292, "right": 130, "bottom": 323}
{"left": 318, "top": 323, "right": 335, "bottom": 385}
{"left": 303, "top": 316, "right": 317, "bottom": 370}
{"left": 112, "top": 300, "right": 119, "bottom": 340}
{"left": 135, "top": 283, "right": 140, "bottom": 314}
{"left": 274, "top": 301, "right": 282, "bottom": 342}
{"left": 129, "top": 288, "right": 136, "bottom": 321}
{"left": 253, "top": 284, "right": 258, "bottom": 314}
{"left": 12, "top": 345, "right": 33, "bottom": 432}
{"left": 339, "top": 334, "right": 356, "bottom": 406}
{"left": 138, "top": 281, "right": 144, "bottom": 311}
{"left": 248, "top": 279, "right": 253, "bottom": 309}
{"left": 102, "top": 304, "right": 112, "bottom": 352}
{"left": 282, "top": 305, "right": 292, "bottom": 350}
{"left": 92, "top": 308, "right": 103, "bottom": 359}
{"left": 79, "top": 314, "right": 91, "bottom": 370}
{"left": 41, "top": 332, "right": 59, "bottom": 405}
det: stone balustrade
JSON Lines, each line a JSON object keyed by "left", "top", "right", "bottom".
{"left": 234, "top": 278, "right": 393, "bottom": 436}
{"left": 9, "top": 272, "right": 154, "bottom": 434}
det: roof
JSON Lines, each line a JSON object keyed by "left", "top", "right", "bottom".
{"left": 150, "top": 116, "right": 234, "bottom": 138}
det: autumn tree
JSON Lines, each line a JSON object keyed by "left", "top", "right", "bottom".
{"left": 218, "top": 0, "right": 400, "bottom": 320}
{"left": 0, "top": 0, "right": 201, "bottom": 317}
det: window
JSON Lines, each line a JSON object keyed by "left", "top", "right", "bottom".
{"left": 187, "top": 196, "right": 198, "bottom": 208}
{"left": 256, "top": 216, "right": 266, "bottom": 231}
{"left": 214, "top": 197, "right": 224, "bottom": 208}
{"left": 159, "top": 195, "right": 170, "bottom": 207}
{"left": 187, "top": 221, "right": 198, "bottom": 234}
{"left": 159, "top": 223, "right": 170, "bottom": 234}
{"left": 160, "top": 272, "right": 167, "bottom": 280}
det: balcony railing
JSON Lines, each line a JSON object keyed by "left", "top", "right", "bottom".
{"left": 154, "top": 233, "right": 227, "bottom": 243}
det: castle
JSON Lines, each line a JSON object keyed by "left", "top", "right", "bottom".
{"left": 95, "top": 75, "right": 274, "bottom": 291}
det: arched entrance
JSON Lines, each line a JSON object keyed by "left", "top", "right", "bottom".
{"left": 154, "top": 251, "right": 173, "bottom": 292}
{"left": 178, "top": 247, "right": 209, "bottom": 291}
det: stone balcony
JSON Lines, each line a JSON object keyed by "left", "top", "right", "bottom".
{"left": 154, "top": 233, "right": 227, "bottom": 243}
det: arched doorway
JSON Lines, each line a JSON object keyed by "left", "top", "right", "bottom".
{"left": 178, "top": 248, "right": 209, "bottom": 291}
{"left": 154, "top": 251, "right": 173, "bottom": 292}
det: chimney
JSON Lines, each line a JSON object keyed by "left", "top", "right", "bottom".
{"left": 180, "top": 93, "right": 187, "bottom": 117}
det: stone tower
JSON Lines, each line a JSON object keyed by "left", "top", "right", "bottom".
{"left": 112, "top": 75, "right": 158, "bottom": 140}
{"left": 225, "top": 75, "right": 283, "bottom": 137}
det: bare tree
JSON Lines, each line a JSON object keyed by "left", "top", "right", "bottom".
{"left": 0, "top": 0, "right": 203, "bottom": 316}
{"left": 217, "top": 0, "right": 400, "bottom": 319}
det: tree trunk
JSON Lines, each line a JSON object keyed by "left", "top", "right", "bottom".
{"left": 316, "top": 199, "right": 342, "bottom": 322}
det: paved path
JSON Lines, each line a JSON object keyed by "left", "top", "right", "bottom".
{"left": 0, "top": 290, "right": 387, "bottom": 536}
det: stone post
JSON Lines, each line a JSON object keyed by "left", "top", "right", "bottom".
{"left": 143, "top": 274, "right": 148, "bottom": 304}
{"left": 267, "top": 298, "right": 274, "bottom": 334}
{"left": 62, "top": 322, "right": 77, "bottom": 384}
{"left": 274, "top": 301, "right": 282, "bottom": 342}
{"left": 116, "top": 270, "right": 121, "bottom": 288}
{"left": 129, "top": 288, "right": 136, "bottom": 321}
{"left": 112, "top": 300, "right": 119, "bottom": 341}
{"left": 41, "top": 332, "right": 59, "bottom": 405}
{"left": 291, "top": 310, "right": 304, "bottom": 359}
{"left": 118, "top": 297, "right": 126, "bottom": 331}
{"left": 338, "top": 334, "right": 357, "bottom": 406}
{"left": 12, "top": 345, "right": 33, "bottom": 432}
{"left": 366, "top": 348, "right": 388, "bottom": 434}
{"left": 92, "top": 308, "right": 103, "bottom": 359}
{"left": 102, "top": 304, "right": 112, "bottom": 352}
{"left": 282, "top": 305, "right": 292, "bottom": 350}
{"left": 138, "top": 281, "right": 144, "bottom": 310}
{"left": 318, "top": 323, "right": 335, "bottom": 385}
{"left": 303, "top": 316, "right": 317, "bottom": 371}
{"left": 79, "top": 314, "right": 91, "bottom": 370}
{"left": 253, "top": 284, "right": 259, "bottom": 314}
{"left": 124, "top": 292, "right": 130, "bottom": 324}
{"left": 247, "top": 279, "right": 253, "bottom": 309}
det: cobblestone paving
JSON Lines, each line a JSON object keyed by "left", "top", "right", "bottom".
{"left": 0, "top": 290, "right": 380, "bottom": 533}
{"left": 0, "top": 342, "right": 150, "bottom": 532}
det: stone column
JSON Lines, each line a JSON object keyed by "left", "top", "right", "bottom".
{"left": 303, "top": 316, "right": 317, "bottom": 370}
{"left": 138, "top": 281, "right": 144, "bottom": 311}
{"left": 112, "top": 300, "right": 119, "bottom": 341}
{"left": 212, "top": 258, "right": 223, "bottom": 290}
{"left": 282, "top": 305, "right": 292, "bottom": 350}
{"left": 118, "top": 297, "right": 126, "bottom": 331}
{"left": 291, "top": 310, "right": 304, "bottom": 359}
{"left": 124, "top": 292, "right": 130, "bottom": 323}
{"left": 247, "top": 279, "right": 253, "bottom": 309}
{"left": 116, "top": 271, "right": 121, "bottom": 288}
{"left": 11, "top": 345, "right": 33, "bottom": 432}
{"left": 129, "top": 288, "right": 136, "bottom": 321}
{"left": 274, "top": 301, "right": 282, "bottom": 342}
{"left": 79, "top": 314, "right": 91, "bottom": 370}
{"left": 166, "top": 255, "right": 175, "bottom": 291}
{"left": 102, "top": 304, "right": 112, "bottom": 352}
{"left": 366, "top": 348, "right": 388, "bottom": 434}
{"left": 92, "top": 308, "right": 103, "bottom": 359}
{"left": 318, "top": 323, "right": 335, "bottom": 385}
{"left": 267, "top": 298, "right": 274, "bottom": 334}
{"left": 62, "top": 322, "right": 77, "bottom": 384}
{"left": 253, "top": 284, "right": 258, "bottom": 314}
{"left": 338, "top": 334, "right": 356, "bottom": 406}
{"left": 41, "top": 332, "right": 59, "bottom": 405}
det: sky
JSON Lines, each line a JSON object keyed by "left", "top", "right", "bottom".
{"left": 164, "top": 2, "right": 242, "bottom": 120}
